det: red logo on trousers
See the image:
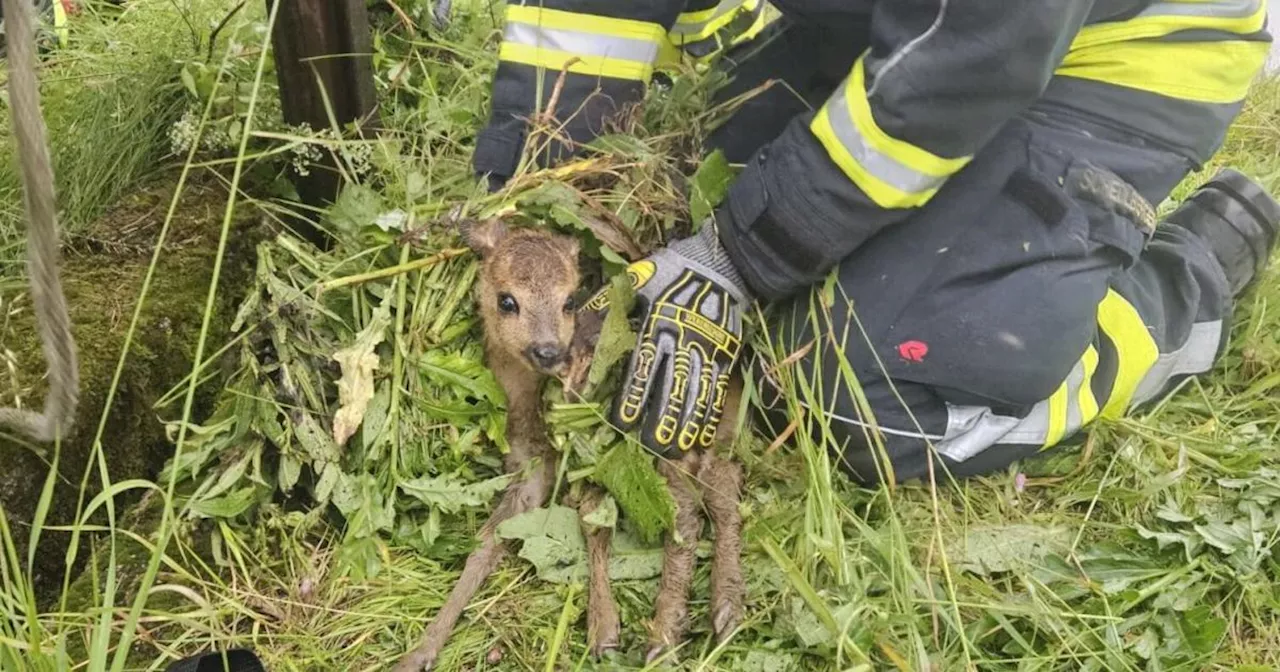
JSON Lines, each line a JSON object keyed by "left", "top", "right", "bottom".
{"left": 897, "top": 340, "right": 928, "bottom": 363}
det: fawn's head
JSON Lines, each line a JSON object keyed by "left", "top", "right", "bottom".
{"left": 465, "top": 219, "right": 581, "bottom": 377}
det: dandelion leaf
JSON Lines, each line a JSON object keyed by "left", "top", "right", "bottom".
{"left": 496, "top": 504, "right": 664, "bottom": 584}
{"left": 399, "top": 472, "right": 512, "bottom": 515}
{"left": 496, "top": 505, "right": 588, "bottom": 584}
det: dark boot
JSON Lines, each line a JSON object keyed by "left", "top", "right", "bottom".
{"left": 1165, "top": 168, "right": 1280, "bottom": 297}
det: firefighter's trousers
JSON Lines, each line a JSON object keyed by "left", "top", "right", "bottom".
{"left": 712, "top": 22, "right": 1240, "bottom": 485}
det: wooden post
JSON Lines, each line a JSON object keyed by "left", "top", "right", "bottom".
{"left": 267, "top": 0, "right": 380, "bottom": 248}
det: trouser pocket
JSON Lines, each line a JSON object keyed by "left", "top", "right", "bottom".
{"left": 852, "top": 126, "right": 1154, "bottom": 409}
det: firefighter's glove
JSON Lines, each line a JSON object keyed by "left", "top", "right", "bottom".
{"left": 583, "top": 218, "right": 751, "bottom": 458}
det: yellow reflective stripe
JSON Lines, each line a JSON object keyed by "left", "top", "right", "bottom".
{"left": 1040, "top": 345, "right": 1100, "bottom": 450}
{"left": 505, "top": 4, "right": 667, "bottom": 43}
{"left": 1073, "top": 0, "right": 1265, "bottom": 49}
{"left": 501, "top": 4, "right": 665, "bottom": 82}
{"left": 1057, "top": 39, "right": 1269, "bottom": 104}
{"left": 674, "top": 5, "right": 720, "bottom": 28}
{"left": 1096, "top": 289, "right": 1160, "bottom": 420}
{"left": 810, "top": 57, "right": 972, "bottom": 209}
{"left": 53, "top": 0, "right": 68, "bottom": 46}
{"left": 1043, "top": 378, "right": 1070, "bottom": 449}
{"left": 670, "top": 0, "right": 758, "bottom": 42}
{"left": 499, "top": 43, "right": 654, "bottom": 81}
{"left": 1079, "top": 345, "right": 1100, "bottom": 427}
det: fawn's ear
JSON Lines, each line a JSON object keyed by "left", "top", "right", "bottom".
{"left": 463, "top": 218, "right": 507, "bottom": 258}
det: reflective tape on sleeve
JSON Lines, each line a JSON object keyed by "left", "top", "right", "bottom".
{"left": 1060, "top": 0, "right": 1269, "bottom": 104}
{"left": 1057, "top": 37, "right": 1269, "bottom": 105}
{"left": 1074, "top": 0, "right": 1265, "bottom": 49}
{"left": 669, "top": 0, "right": 759, "bottom": 42}
{"left": 809, "top": 57, "right": 972, "bottom": 209}
{"left": 500, "top": 4, "right": 666, "bottom": 82}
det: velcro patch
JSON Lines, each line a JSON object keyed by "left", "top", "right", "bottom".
{"left": 1004, "top": 170, "right": 1067, "bottom": 227}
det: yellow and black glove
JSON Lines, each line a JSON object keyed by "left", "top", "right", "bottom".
{"left": 584, "top": 218, "right": 751, "bottom": 457}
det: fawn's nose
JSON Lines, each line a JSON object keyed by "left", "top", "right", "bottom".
{"left": 526, "top": 343, "right": 564, "bottom": 370}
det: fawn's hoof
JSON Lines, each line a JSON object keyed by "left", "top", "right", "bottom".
{"left": 712, "top": 598, "right": 741, "bottom": 643}
{"left": 645, "top": 644, "right": 675, "bottom": 666}
{"left": 588, "top": 629, "right": 619, "bottom": 658}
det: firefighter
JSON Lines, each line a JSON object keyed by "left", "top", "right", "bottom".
{"left": 0, "top": 0, "right": 71, "bottom": 53}
{"left": 473, "top": 0, "right": 1280, "bottom": 486}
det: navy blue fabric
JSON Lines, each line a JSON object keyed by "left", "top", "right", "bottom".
{"left": 166, "top": 649, "right": 265, "bottom": 672}
{"left": 747, "top": 112, "right": 1229, "bottom": 486}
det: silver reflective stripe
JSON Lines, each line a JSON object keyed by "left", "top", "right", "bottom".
{"left": 795, "top": 359, "right": 1095, "bottom": 463}
{"left": 669, "top": 0, "right": 748, "bottom": 37}
{"left": 504, "top": 22, "right": 660, "bottom": 63}
{"left": 937, "top": 357, "right": 1093, "bottom": 463}
{"left": 1137, "top": 0, "right": 1260, "bottom": 20}
{"left": 1130, "top": 319, "right": 1222, "bottom": 407}
{"left": 825, "top": 80, "right": 948, "bottom": 196}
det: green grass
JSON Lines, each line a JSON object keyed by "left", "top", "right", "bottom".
{"left": 1, "top": 1, "right": 1280, "bottom": 671}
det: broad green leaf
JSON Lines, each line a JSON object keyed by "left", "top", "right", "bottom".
{"left": 604, "top": 526, "right": 664, "bottom": 581}
{"left": 314, "top": 461, "right": 342, "bottom": 505}
{"left": 581, "top": 493, "right": 617, "bottom": 531}
{"left": 278, "top": 454, "right": 302, "bottom": 492}
{"left": 789, "top": 597, "right": 832, "bottom": 648}
{"left": 496, "top": 505, "right": 587, "bottom": 583}
{"left": 738, "top": 650, "right": 797, "bottom": 672}
{"left": 295, "top": 412, "right": 342, "bottom": 464}
{"left": 327, "top": 183, "right": 385, "bottom": 235}
{"left": 1131, "top": 627, "right": 1160, "bottom": 660}
{"left": 495, "top": 504, "right": 665, "bottom": 584}
{"left": 591, "top": 441, "right": 675, "bottom": 543}
{"left": 361, "top": 380, "right": 393, "bottom": 459}
{"left": 1135, "top": 525, "right": 1203, "bottom": 557}
{"left": 416, "top": 349, "right": 506, "bottom": 405}
{"left": 190, "top": 486, "right": 259, "bottom": 519}
{"left": 399, "top": 472, "right": 512, "bottom": 515}
{"left": 949, "top": 524, "right": 1073, "bottom": 577}
{"left": 690, "top": 150, "right": 734, "bottom": 224}
{"left": 1177, "top": 605, "right": 1226, "bottom": 654}
{"left": 587, "top": 273, "right": 637, "bottom": 388}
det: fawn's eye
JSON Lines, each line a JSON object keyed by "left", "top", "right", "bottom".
{"left": 562, "top": 296, "right": 576, "bottom": 313}
{"left": 497, "top": 293, "right": 519, "bottom": 315}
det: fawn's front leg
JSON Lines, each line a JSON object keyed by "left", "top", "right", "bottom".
{"left": 698, "top": 451, "right": 744, "bottom": 642}
{"left": 578, "top": 484, "right": 621, "bottom": 656}
{"left": 646, "top": 451, "right": 705, "bottom": 664}
{"left": 702, "top": 373, "right": 745, "bottom": 642}
{"left": 393, "top": 445, "right": 555, "bottom": 672}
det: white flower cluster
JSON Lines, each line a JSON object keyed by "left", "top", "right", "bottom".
{"left": 167, "top": 106, "right": 232, "bottom": 156}
{"left": 286, "top": 124, "right": 375, "bottom": 179}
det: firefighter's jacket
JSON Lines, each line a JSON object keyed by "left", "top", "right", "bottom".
{"left": 473, "top": 0, "right": 1272, "bottom": 301}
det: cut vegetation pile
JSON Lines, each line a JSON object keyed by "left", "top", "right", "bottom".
{"left": 1, "top": 1, "right": 1280, "bottom": 671}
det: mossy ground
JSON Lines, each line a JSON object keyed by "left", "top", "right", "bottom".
{"left": 0, "top": 171, "right": 264, "bottom": 603}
